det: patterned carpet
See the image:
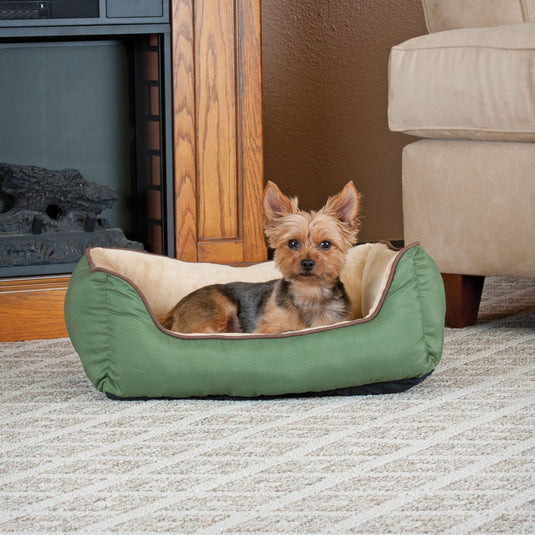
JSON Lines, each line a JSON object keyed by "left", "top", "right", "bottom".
{"left": 1, "top": 277, "right": 534, "bottom": 534}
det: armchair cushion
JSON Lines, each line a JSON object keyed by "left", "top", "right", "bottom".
{"left": 422, "top": 0, "right": 535, "bottom": 32}
{"left": 389, "top": 23, "right": 535, "bottom": 141}
{"left": 402, "top": 140, "right": 535, "bottom": 278}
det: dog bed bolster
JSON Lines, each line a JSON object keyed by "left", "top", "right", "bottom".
{"left": 65, "top": 242, "right": 445, "bottom": 398}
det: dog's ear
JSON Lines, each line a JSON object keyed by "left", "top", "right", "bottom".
{"left": 325, "top": 181, "right": 360, "bottom": 226}
{"left": 263, "top": 181, "right": 294, "bottom": 219}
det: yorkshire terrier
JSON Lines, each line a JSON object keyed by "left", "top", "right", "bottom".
{"left": 160, "top": 180, "right": 360, "bottom": 334}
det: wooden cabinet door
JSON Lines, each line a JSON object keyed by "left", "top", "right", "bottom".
{"left": 171, "top": 0, "right": 267, "bottom": 264}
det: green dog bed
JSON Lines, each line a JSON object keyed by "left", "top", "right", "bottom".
{"left": 64, "top": 242, "right": 445, "bottom": 399}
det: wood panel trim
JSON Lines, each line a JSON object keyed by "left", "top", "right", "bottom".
{"left": 171, "top": 0, "right": 198, "bottom": 261}
{"left": 237, "top": 0, "right": 267, "bottom": 263}
{"left": 195, "top": 0, "right": 239, "bottom": 241}
{"left": 171, "top": 0, "right": 266, "bottom": 265}
{"left": 0, "top": 276, "right": 70, "bottom": 342}
{"left": 197, "top": 239, "right": 244, "bottom": 264}
{"left": 0, "top": 276, "right": 70, "bottom": 293}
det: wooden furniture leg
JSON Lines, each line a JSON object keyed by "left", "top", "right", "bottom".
{"left": 441, "top": 273, "right": 485, "bottom": 328}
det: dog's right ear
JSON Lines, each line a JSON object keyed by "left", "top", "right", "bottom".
{"left": 263, "top": 181, "right": 294, "bottom": 219}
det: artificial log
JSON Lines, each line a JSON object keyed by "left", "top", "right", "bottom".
{"left": 0, "top": 163, "right": 142, "bottom": 267}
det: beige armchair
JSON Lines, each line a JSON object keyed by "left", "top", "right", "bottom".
{"left": 388, "top": 0, "right": 535, "bottom": 327}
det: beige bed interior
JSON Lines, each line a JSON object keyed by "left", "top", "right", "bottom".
{"left": 88, "top": 242, "right": 399, "bottom": 325}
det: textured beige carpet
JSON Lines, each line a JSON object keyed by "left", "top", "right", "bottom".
{"left": 1, "top": 277, "right": 534, "bottom": 534}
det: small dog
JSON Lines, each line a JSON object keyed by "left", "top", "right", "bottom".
{"left": 160, "top": 181, "right": 360, "bottom": 334}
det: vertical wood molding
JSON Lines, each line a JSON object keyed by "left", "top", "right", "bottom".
{"left": 171, "top": 0, "right": 198, "bottom": 262}
{"left": 237, "top": 0, "right": 266, "bottom": 263}
{"left": 171, "top": 0, "right": 267, "bottom": 264}
{"left": 196, "top": 0, "right": 238, "bottom": 242}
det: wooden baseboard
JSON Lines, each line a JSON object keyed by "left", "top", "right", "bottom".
{"left": 0, "top": 276, "right": 70, "bottom": 342}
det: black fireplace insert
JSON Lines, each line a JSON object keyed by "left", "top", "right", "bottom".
{"left": 0, "top": 0, "right": 174, "bottom": 277}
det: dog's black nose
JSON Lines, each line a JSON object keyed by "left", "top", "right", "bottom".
{"left": 301, "top": 259, "right": 315, "bottom": 272}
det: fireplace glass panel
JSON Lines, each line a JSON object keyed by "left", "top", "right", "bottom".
{"left": 0, "top": 40, "right": 131, "bottom": 233}
{"left": 0, "top": 34, "right": 171, "bottom": 277}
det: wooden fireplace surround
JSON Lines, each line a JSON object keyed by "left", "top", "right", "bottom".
{"left": 0, "top": 0, "right": 266, "bottom": 342}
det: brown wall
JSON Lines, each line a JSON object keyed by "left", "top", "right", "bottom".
{"left": 262, "top": 0, "right": 427, "bottom": 242}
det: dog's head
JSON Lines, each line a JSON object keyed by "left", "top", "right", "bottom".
{"left": 263, "top": 181, "right": 360, "bottom": 283}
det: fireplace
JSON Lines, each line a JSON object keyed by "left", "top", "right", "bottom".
{"left": 0, "top": 0, "right": 174, "bottom": 277}
{"left": 0, "top": 0, "right": 267, "bottom": 342}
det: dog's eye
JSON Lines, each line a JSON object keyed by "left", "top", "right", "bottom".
{"left": 319, "top": 240, "right": 332, "bottom": 250}
{"left": 288, "top": 239, "right": 300, "bottom": 249}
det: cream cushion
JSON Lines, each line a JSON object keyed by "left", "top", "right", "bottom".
{"left": 402, "top": 140, "right": 535, "bottom": 277}
{"left": 388, "top": 23, "right": 535, "bottom": 141}
{"left": 422, "top": 0, "right": 535, "bottom": 32}
{"left": 88, "top": 243, "right": 398, "bottom": 323}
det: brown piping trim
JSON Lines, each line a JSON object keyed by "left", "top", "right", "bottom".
{"left": 84, "top": 242, "right": 420, "bottom": 341}
{"left": 379, "top": 239, "right": 405, "bottom": 252}
{"left": 86, "top": 248, "right": 96, "bottom": 272}
{"left": 86, "top": 248, "right": 179, "bottom": 332}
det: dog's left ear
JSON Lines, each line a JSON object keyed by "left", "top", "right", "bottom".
{"left": 325, "top": 181, "right": 360, "bottom": 226}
